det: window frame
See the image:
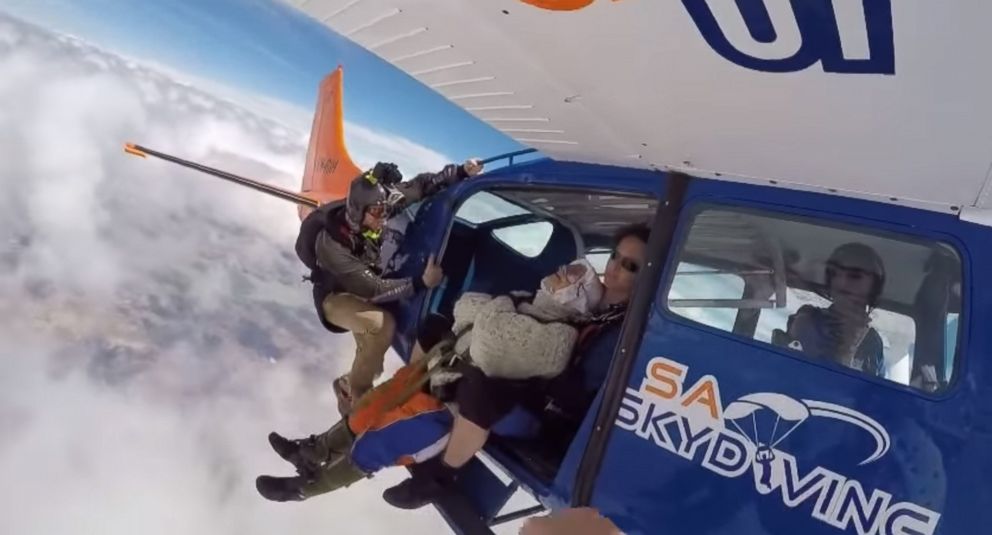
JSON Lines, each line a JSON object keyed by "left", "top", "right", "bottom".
{"left": 657, "top": 199, "right": 967, "bottom": 398}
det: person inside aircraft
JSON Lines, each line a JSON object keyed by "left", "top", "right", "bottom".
{"left": 255, "top": 257, "right": 608, "bottom": 502}
{"left": 301, "top": 158, "right": 484, "bottom": 416}
{"left": 777, "top": 242, "right": 886, "bottom": 377}
{"left": 381, "top": 223, "right": 649, "bottom": 510}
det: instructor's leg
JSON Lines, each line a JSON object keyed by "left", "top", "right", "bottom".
{"left": 323, "top": 293, "right": 396, "bottom": 399}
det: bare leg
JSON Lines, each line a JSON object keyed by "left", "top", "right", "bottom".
{"left": 382, "top": 413, "right": 488, "bottom": 509}
{"left": 409, "top": 341, "right": 428, "bottom": 364}
{"left": 441, "top": 414, "right": 489, "bottom": 468}
{"left": 381, "top": 367, "right": 502, "bottom": 510}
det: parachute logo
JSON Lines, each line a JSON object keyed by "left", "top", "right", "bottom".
{"left": 725, "top": 393, "right": 891, "bottom": 493}
{"left": 725, "top": 393, "right": 891, "bottom": 465}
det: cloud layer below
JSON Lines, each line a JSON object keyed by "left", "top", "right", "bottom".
{"left": 0, "top": 13, "right": 459, "bottom": 534}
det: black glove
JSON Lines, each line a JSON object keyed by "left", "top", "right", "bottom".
{"left": 372, "top": 162, "right": 403, "bottom": 185}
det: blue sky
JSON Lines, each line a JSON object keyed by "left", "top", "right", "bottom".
{"left": 0, "top": 0, "right": 522, "bottom": 162}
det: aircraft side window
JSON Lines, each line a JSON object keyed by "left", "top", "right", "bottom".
{"left": 665, "top": 206, "right": 962, "bottom": 393}
{"left": 455, "top": 191, "right": 530, "bottom": 224}
{"left": 492, "top": 221, "right": 554, "bottom": 257}
{"left": 669, "top": 262, "right": 745, "bottom": 332}
{"left": 584, "top": 248, "right": 614, "bottom": 282}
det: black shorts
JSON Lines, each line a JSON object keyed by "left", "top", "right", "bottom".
{"left": 416, "top": 314, "right": 455, "bottom": 351}
{"left": 416, "top": 314, "right": 547, "bottom": 428}
{"left": 455, "top": 365, "right": 546, "bottom": 429}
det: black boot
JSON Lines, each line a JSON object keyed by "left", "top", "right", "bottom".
{"left": 382, "top": 458, "right": 459, "bottom": 510}
{"left": 256, "top": 475, "right": 307, "bottom": 502}
{"left": 268, "top": 432, "right": 320, "bottom": 475}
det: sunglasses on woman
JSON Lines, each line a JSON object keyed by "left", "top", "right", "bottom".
{"left": 610, "top": 250, "right": 640, "bottom": 273}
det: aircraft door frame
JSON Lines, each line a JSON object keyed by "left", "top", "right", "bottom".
{"left": 571, "top": 172, "right": 693, "bottom": 504}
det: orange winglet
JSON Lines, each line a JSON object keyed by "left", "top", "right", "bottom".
{"left": 298, "top": 66, "right": 362, "bottom": 219}
{"left": 519, "top": 0, "right": 595, "bottom": 11}
{"left": 123, "top": 143, "right": 147, "bottom": 158}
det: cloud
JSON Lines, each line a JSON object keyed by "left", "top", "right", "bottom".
{"left": 346, "top": 121, "right": 452, "bottom": 176}
{"left": 0, "top": 326, "right": 447, "bottom": 534}
{"left": 0, "top": 13, "right": 473, "bottom": 534}
{"left": 124, "top": 53, "right": 453, "bottom": 177}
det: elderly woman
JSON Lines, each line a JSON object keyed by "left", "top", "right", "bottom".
{"left": 256, "top": 257, "right": 609, "bottom": 502}
{"left": 384, "top": 223, "right": 649, "bottom": 510}
{"left": 437, "top": 257, "right": 605, "bottom": 382}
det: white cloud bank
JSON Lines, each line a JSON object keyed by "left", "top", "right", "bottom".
{"left": 0, "top": 12, "right": 475, "bottom": 535}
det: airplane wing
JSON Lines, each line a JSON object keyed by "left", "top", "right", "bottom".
{"left": 286, "top": 0, "right": 992, "bottom": 215}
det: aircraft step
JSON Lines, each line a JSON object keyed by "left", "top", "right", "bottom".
{"left": 409, "top": 453, "right": 548, "bottom": 534}
{"left": 408, "top": 462, "right": 495, "bottom": 535}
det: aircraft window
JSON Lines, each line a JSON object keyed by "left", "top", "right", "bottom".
{"left": 492, "top": 221, "right": 554, "bottom": 257}
{"left": 944, "top": 313, "right": 959, "bottom": 383}
{"left": 455, "top": 191, "right": 529, "bottom": 224}
{"left": 585, "top": 249, "right": 610, "bottom": 275}
{"left": 665, "top": 206, "right": 962, "bottom": 393}
{"left": 669, "top": 262, "right": 745, "bottom": 332}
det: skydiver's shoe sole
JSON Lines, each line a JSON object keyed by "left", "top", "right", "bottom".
{"left": 268, "top": 432, "right": 306, "bottom": 469}
{"left": 267, "top": 432, "right": 327, "bottom": 477}
{"left": 382, "top": 476, "right": 445, "bottom": 510}
{"left": 256, "top": 475, "right": 306, "bottom": 502}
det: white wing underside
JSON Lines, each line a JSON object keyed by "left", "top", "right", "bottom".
{"left": 287, "top": 0, "right": 992, "bottom": 215}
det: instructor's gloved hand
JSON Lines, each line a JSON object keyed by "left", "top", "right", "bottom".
{"left": 462, "top": 158, "right": 484, "bottom": 177}
{"left": 421, "top": 254, "right": 444, "bottom": 289}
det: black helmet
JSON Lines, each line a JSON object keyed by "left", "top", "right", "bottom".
{"left": 344, "top": 162, "right": 403, "bottom": 230}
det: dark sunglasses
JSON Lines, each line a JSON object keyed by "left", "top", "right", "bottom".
{"left": 610, "top": 250, "right": 640, "bottom": 273}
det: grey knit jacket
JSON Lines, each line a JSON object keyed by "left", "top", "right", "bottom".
{"left": 445, "top": 291, "right": 585, "bottom": 380}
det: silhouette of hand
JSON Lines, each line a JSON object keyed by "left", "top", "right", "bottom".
{"left": 520, "top": 507, "right": 622, "bottom": 535}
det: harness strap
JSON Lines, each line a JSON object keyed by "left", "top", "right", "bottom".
{"left": 349, "top": 327, "right": 469, "bottom": 418}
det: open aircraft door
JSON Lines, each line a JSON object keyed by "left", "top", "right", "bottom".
{"left": 381, "top": 185, "right": 513, "bottom": 534}
{"left": 378, "top": 158, "right": 553, "bottom": 535}
{"left": 378, "top": 149, "right": 543, "bottom": 361}
{"left": 380, "top": 156, "right": 668, "bottom": 533}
